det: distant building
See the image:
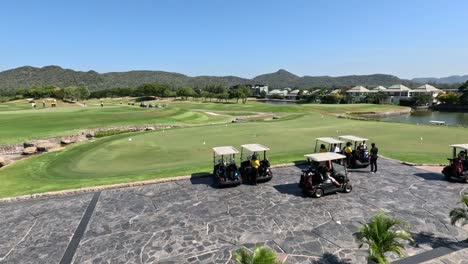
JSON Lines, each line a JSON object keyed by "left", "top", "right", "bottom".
{"left": 250, "top": 84, "right": 269, "bottom": 97}
{"left": 285, "top": 89, "right": 300, "bottom": 100}
{"left": 368, "top": 86, "right": 387, "bottom": 93}
{"left": 346, "top": 86, "right": 370, "bottom": 97}
{"left": 268, "top": 89, "right": 288, "bottom": 98}
{"left": 382, "top": 84, "right": 412, "bottom": 104}
{"left": 411, "top": 84, "right": 442, "bottom": 103}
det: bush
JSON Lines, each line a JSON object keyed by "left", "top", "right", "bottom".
{"left": 321, "top": 94, "right": 342, "bottom": 104}
{"left": 94, "top": 129, "right": 130, "bottom": 138}
{"left": 399, "top": 98, "right": 416, "bottom": 107}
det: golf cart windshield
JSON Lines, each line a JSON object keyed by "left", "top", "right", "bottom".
{"left": 240, "top": 144, "right": 270, "bottom": 160}
{"left": 213, "top": 146, "right": 239, "bottom": 164}
{"left": 314, "top": 137, "right": 345, "bottom": 152}
{"left": 449, "top": 144, "right": 468, "bottom": 159}
{"left": 333, "top": 162, "right": 346, "bottom": 175}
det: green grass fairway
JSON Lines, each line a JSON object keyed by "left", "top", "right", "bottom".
{"left": 0, "top": 99, "right": 405, "bottom": 144}
{"left": 0, "top": 112, "right": 465, "bottom": 198}
{"left": 0, "top": 105, "right": 227, "bottom": 144}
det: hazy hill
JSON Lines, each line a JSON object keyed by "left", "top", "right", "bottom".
{"left": 0, "top": 65, "right": 417, "bottom": 91}
{"left": 412, "top": 75, "right": 468, "bottom": 84}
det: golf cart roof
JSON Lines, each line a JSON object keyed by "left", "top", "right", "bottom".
{"left": 450, "top": 144, "right": 468, "bottom": 150}
{"left": 241, "top": 144, "right": 270, "bottom": 152}
{"left": 212, "top": 146, "right": 239, "bottom": 155}
{"left": 316, "top": 137, "right": 345, "bottom": 144}
{"left": 338, "top": 135, "right": 368, "bottom": 142}
{"left": 304, "top": 152, "right": 346, "bottom": 162}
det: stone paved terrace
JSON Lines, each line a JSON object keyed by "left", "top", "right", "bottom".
{"left": 0, "top": 158, "right": 467, "bottom": 264}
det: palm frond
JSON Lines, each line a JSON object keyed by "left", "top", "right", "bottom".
{"left": 354, "top": 213, "right": 413, "bottom": 264}
{"left": 449, "top": 207, "right": 468, "bottom": 226}
{"left": 234, "top": 247, "right": 253, "bottom": 264}
{"left": 252, "top": 245, "right": 278, "bottom": 264}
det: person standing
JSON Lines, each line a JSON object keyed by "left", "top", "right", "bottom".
{"left": 370, "top": 143, "right": 379, "bottom": 173}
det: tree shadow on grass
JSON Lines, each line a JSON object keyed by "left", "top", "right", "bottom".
{"left": 273, "top": 183, "right": 305, "bottom": 197}
{"left": 412, "top": 172, "right": 447, "bottom": 181}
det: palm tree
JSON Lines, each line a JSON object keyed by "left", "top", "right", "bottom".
{"left": 233, "top": 245, "right": 280, "bottom": 264}
{"left": 449, "top": 192, "right": 468, "bottom": 227}
{"left": 354, "top": 213, "right": 414, "bottom": 264}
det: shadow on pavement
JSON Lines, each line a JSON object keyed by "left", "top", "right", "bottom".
{"left": 190, "top": 173, "right": 213, "bottom": 187}
{"left": 411, "top": 232, "right": 464, "bottom": 250}
{"left": 412, "top": 172, "right": 446, "bottom": 181}
{"left": 273, "top": 183, "right": 305, "bottom": 197}
{"left": 315, "top": 252, "right": 351, "bottom": 264}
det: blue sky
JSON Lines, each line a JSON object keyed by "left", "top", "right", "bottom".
{"left": 1, "top": 0, "right": 467, "bottom": 79}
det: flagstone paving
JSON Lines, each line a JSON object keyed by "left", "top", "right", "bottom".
{"left": 0, "top": 158, "right": 467, "bottom": 263}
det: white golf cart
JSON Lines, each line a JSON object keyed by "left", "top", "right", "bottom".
{"left": 212, "top": 146, "right": 241, "bottom": 187}
{"left": 442, "top": 144, "right": 468, "bottom": 183}
{"left": 299, "top": 152, "right": 352, "bottom": 198}
{"left": 239, "top": 143, "right": 273, "bottom": 184}
{"left": 314, "top": 137, "right": 345, "bottom": 153}
{"left": 338, "top": 135, "right": 370, "bottom": 169}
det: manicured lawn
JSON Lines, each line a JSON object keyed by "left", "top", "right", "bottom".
{"left": 0, "top": 104, "right": 227, "bottom": 144}
{"left": 0, "top": 99, "right": 406, "bottom": 144}
{"left": 0, "top": 112, "right": 465, "bottom": 198}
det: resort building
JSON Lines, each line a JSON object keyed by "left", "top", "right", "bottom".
{"left": 267, "top": 89, "right": 288, "bottom": 98}
{"left": 250, "top": 84, "right": 269, "bottom": 97}
{"left": 346, "top": 86, "right": 370, "bottom": 97}
{"left": 411, "top": 84, "right": 442, "bottom": 102}
{"left": 368, "top": 86, "right": 387, "bottom": 93}
{"left": 285, "top": 89, "right": 300, "bottom": 100}
{"left": 383, "top": 84, "right": 413, "bottom": 104}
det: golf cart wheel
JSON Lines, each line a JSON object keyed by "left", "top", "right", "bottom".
{"left": 344, "top": 184, "right": 353, "bottom": 193}
{"left": 313, "top": 188, "right": 324, "bottom": 198}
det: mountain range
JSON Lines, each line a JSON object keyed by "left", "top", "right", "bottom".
{"left": 411, "top": 75, "right": 468, "bottom": 84}
{"left": 0, "top": 66, "right": 465, "bottom": 91}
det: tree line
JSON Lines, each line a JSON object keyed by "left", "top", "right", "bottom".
{"left": 0, "top": 83, "right": 253, "bottom": 104}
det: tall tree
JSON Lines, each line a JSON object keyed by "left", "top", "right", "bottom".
{"left": 458, "top": 81, "right": 468, "bottom": 105}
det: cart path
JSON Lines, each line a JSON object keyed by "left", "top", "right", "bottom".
{"left": 0, "top": 158, "right": 467, "bottom": 264}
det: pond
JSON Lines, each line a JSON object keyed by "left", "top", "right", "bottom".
{"left": 379, "top": 110, "right": 468, "bottom": 126}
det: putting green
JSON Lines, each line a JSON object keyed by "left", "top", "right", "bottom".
{"left": 1, "top": 113, "right": 466, "bottom": 198}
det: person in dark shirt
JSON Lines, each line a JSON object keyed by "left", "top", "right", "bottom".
{"left": 370, "top": 143, "right": 378, "bottom": 173}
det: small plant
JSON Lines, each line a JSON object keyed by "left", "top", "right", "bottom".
{"left": 94, "top": 129, "right": 130, "bottom": 138}
{"left": 233, "top": 245, "right": 280, "bottom": 264}
{"left": 354, "top": 213, "right": 414, "bottom": 264}
{"left": 449, "top": 192, "right": 468, "bottom": 227}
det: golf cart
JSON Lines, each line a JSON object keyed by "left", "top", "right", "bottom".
{"left": 314, "top": 137, "right": 345, "bottom": 153}
{"left": 239, "top": 144, "right": 273, "bottom": 184}
{"left": 299, "top": 152, "right": 352, "bottom": 198}
{"left": 442, "top": 144, "right": 468, "bottom": 183}
{"left": 212, "top": 146, "right": 241, "bottom": 187}
{"left": 338, "top": 135, "right": 370, "bottom": 169}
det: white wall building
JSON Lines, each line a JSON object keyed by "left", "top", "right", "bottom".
{"left": 383, "top": 84, "right": 413, "bottom": 104}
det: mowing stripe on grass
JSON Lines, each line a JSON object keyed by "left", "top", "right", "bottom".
{"left": 59, "top": 192, "right": 101, "bottom": 264}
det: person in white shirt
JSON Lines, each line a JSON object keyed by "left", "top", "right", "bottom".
{"left": 332, "top": 143, "right": 340, "bottom": 153}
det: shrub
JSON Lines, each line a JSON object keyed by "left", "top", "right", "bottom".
{"left": 94, "top": 129, "right": 130, "bottom": 138}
